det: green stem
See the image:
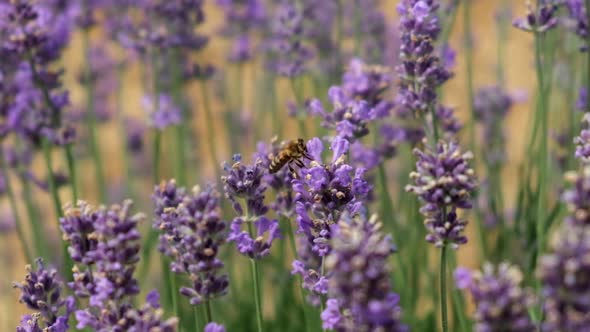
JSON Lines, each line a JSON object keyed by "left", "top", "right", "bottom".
{"left": 1, "top": 160, "right": 32, "bottom": 263}
{"left": 248, "top": 222, "right": 264, "bottom": 332}
{"left": 193, "top": 305, "right": 202, "bottom": 331}
{"left": 289, "top": 78, "right": 308, "bottom": 138}
{"left": 116, "top": 65, "right": 134, "bottom": 198}
{"left": 205, "top": 301, "right": 213, "bottom": 323}
{"left": 440, "top": 244, "right": 449, "bottom": 332}
{"left": 20, "top": 174, "right": 47, "bottom": 259}
{"left": 64, "top": 144, "right": 78, "bottom": 203}
{"left": 439, "top": 0, "right": 460, "bottom": 47}
{"left": 463, "top": 0, "right": 476, "bottom": 155}
{"left": 153, "top": 131, "right": 162, "bottom": 184}
{"left": 82, "top": 27, "right": 107, "bottom": 202}
{"left": 172, "top": 50, "right": 188, "bottom": 186}
{"left": 533, "top": 29, "right": 549, "bottom": 259}
{"left": 170, "top": 273, "right": 180, "bottom": 327}
{"left": 200, "top": 81, "right": 221, "bottom": 181}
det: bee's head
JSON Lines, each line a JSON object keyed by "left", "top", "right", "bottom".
{"left": 297, "top": 138, "right": 305, "bottom": 147}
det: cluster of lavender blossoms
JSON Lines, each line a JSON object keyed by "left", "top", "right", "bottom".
{"left": 291, "top": 137, "right": 371, "bottom": 303}
{"left": 0, "top": 0, "right": 75, "bottom": 145}
{"left": 513, "top": 0, "right": 560, "bottom": 33}
{"left": 308, "top": 58, "right": 399, "bottom": 171}
{"left": 216, "top": 0, "right": 266, "bottom": 63}
{"left": 268, "top": 1, "right": 312, "bottom": 78}
{"left": 13, "top": 258, "right": 75, "bottom": 332}
{"left": 152, "top": 180, "right": 229, "bottom": 305}
{"left": 321, "top": 214, "right": 407, "bottom": 332}
{"left": 406, "top": 141, "right": 477, "bottom": 248}
{"left": 538, "top": 225, "right": 590, "bottom": 332}
{"left": 222, "top": 154, "right": 280, "bottom": 259}
{"left": 455, "top": 263, "right": 536, "bottom": 332}
{"left": 574, "top": 113, "right": 590, "bottom": 163}
{"left": 396, "top": 0, "right": 451, "bottom": 117}
{"left": 60, "top": 200, "right": 177, "bottom": 331}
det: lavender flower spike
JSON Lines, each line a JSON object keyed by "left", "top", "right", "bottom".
{"left": 574, "top": 113, "right": 590, "bottom": 163}
{"left": 153, "top": 182, "right": 229, "bottom": 304}
{"left": 396, "top": 0, "right": 451, "bottom": 116}
{"left": 222, "top": 154, "right": 280, "bottom": 259}
{"left": 455, "top": 263, "right": 536, "bottom": 332}
{"left": 539, "top": 224, "right": 590, "bottom": 332}
{"left": 406, "top": 140, "right": 477, "bottom": 248}
{"left": 513, "top": 1, "right": 560, "bottom": 33}
{"left": 322, "top": 214, "right": 407, "bottom": 332}
{"left": 13, "top": 258, "right": 75, "bottom": 332}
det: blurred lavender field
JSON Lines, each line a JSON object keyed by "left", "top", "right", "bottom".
{"left": 1, "top": 0, "right": 586, "bottom": 331}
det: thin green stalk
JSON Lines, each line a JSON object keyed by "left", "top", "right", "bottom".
{"left": 153, "top": 131, "right": 162, "bottom": 184}
{"left": 533, "top": 29, "right": 549, "bottom": 258}
{"left": 440, "top": 244, "right": 449, "bottom": 332}
{"left": 64, "top": 144, "right": 78, "bottom": 202}
{"left": 463, "top": 0, "right": 476, "bottom": 155}
{"left": 289, "top": 78, "right": 308, "bottom": 137}
{"left": 116, "top": 65, "right": 134, "bottom": 198}
{"left": 194, "top": 306, "right": 202, "bottom": 332}
{"left": 200, "top": 81, "right": 221, "bottom": 181}
{"left": 247, "top": 222, "right": 264, "bottom": 332}
{"left": 20, "top": 175, "right": 48, "bottom": 259}
{"left": 170, "top": 273, "right": 180, "bottom": 328}
{"left": 439, "top": 0, "right": 460, "bottom": 47}
{"left": 172, "top": 50, "right": 188, "bottom": 186}
{"left": 205, "top": 301, "right": 213, "bottom": 323}
{"left": 1, "top": 160, "right": 32, "bottom": 263}
{"left": 82, "top": 27, "right": 107, "bottom": 202}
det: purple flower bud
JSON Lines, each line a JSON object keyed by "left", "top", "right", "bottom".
{"left": 322, "top": 214, "right": 407, "bottom": 332}
{"left": 457, "top": 263, "right": 536, "bottom": 332}
{"left": 143, "top": 94, "right": 182, "bottom": 131}
{"left": 513, "top": 1, "right": 560, "bottom": 33}
{"left": 13, "top": 258, "right": 75, "bottom": 332}
{"left": 406, "top": 140, "right": 477, "bottom": 248}
{"left": 153, "top": 181, "right": 229, "bottom": 304}
{"left": 539, "top": 224, "right": 590, "bottom": 332}
{"left": 205, "top": 322, "right": 226, "bottom": 332}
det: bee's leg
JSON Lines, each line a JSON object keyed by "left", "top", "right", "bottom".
{"left": 303, "top": 151, "right": 312, "bottom": 160}
{"left": 289, "top": 162, "right": 298, "bottom": 179}
{"left": 295, "top": 159, "right": 305, "bottom": 168}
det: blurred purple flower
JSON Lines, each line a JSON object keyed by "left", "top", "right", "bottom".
{"left": 322, "top": 214, "right": 407, "bottom": 332}
{"left": 143, "top": 94, "right": 182, "bottom": 131}
{"left": 456, "top": 263, "right": 536, "bottom": 332}
{"left": 513, "top": 1, "right": 560, "bottom": 33}
{"left": 539, "top": 224, "right": 590, "bottom": 332}
{"left": 395, "top": 0, "right": 451, "bottom": 117}
{"left": 216, "top": 0, "right": 266, "bottom": 63}
{"left": 13, "top": 258, "right": 75, "bottom": 332}
{"left": 204, "top": 322, "right": 226, "bottom": 332}
{"left": 474, "top": 86, "right": 514, "bottom": 166}
{"left": 267, "top": 2, "right": 313, "bottom": 77}
{"left": 574, "top": 113, "right": 590, "bottom": 163}
{"left": 562, "top": 166, "right": 590, "bottom": 227}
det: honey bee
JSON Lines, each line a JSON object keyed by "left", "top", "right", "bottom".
{"left": 269, "top": 138, "right": 312, "bottom": 175}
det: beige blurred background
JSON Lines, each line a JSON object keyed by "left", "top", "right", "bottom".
{"left": 0, "top": 1, "right": 550, "bottom": 329}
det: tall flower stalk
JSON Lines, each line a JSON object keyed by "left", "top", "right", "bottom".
{"left": 222, "top": 155, "right": 281, "bottom": 332}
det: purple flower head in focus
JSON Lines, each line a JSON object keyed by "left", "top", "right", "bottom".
{"left": 13, "top": 258, "right": 75, "bottom": 332}
{"left": 456, "top": 263, "right": 536, "bottom": 332}
{"left": 406, "top": 140, "right": 477, "bottom": 248}
{"left": 513, "top": 0, "right": 561, "bottom": 33}
{"left": 61, "top": 200, "right": 142, "bottom": 306}
{"left": 321, "top": 213, "right": 407, "bottom": 332}
{"left": 143, "top": 94, "right": 182, "bottom": 130}
{"left": 153, "top": 181, "right": 229, "bottom": 304}
{"left": 539, "top": 224, "right": 590, "bottom": 332}
{"left": 222, "top": 155, "right": 280, "bottom": 259}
